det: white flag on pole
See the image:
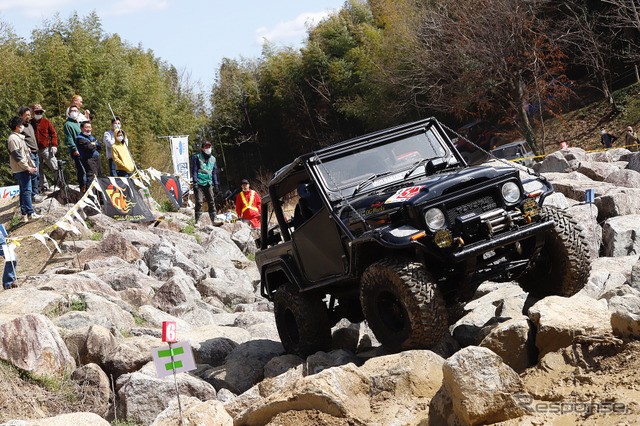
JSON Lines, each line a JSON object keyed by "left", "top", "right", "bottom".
{"left": 170, "top": 136, "right": 190, "bottom": 194}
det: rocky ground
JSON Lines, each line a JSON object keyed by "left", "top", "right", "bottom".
{"left": 0, "top": 147, "right": 640, "bottom": 425}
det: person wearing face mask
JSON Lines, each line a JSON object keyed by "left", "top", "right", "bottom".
{"left": 17, "top": 106, "right": 43, "bottom": 203}
{"left": 63, "top": 105, "right": 87, "bottom": 192}
{"left": 600, "top": 127, "right": 617, "bottom": 149}
{"left": 7, "top": 116, "right": 40, "bottom": 222}
{"left": 191, "top": 141, "right": 220, "bottom": 225}
{"left": 30, "top": 104, "right": 59, "bottom": 192}
{"left": 111, "top": 129, "right": 135, "bottom": 178}
{"left": 65, "top": 95, "right": 90, "bottom": 123}
{"left": 103, "top": 117, "right": 128, "bottom": 176}
{"left": 75, "top": 121, "right": 102, "bottom": 191}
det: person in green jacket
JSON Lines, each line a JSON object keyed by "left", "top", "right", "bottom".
{"left": 63, "top": 105, "right": 86, "bottom": 192}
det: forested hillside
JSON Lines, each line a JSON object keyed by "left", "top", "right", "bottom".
{"left": 1, "top": 1, "right": 639, "bottom": 190}
{"left": 211, "top": 0, "right": 640, "bottom": 185}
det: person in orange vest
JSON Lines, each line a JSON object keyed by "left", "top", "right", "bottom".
{"left": 235, "top": 179, "right": 261, "bottom": 228}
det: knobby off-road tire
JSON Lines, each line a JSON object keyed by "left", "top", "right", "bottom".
{"left": 273, "top": 282, "right": 332, "bottom": 357}
{"left": 518, "top": 206, "right": 591, "bottom": 297}
{"left": 360, "top": 258, "right": 447, "bottom": 352}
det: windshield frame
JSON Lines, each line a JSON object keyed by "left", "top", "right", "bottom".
{"left": 311, "top": 126, "right": 456, "bottom": 199}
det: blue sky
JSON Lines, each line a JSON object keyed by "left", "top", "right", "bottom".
{"left": 0, "top": 0, "right": 346, "bottom": 89}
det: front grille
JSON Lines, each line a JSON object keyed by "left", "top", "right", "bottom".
{"left": 445, "top": 195, "right": 498, "bottom": 223}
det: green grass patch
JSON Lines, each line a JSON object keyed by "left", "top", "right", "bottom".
{"left": 181, "top": 219, "right": 196, "bottom": 235}
{"left": 45, "top": 295, "right": 87, "bottom": 318}
{"left": 90, "top": 232, "right": 103, "bottom": 241}
{"left": 133, "top": 312, "right": 147, "bottom": 327}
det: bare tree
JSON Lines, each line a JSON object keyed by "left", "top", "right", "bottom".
{"left": 378, "top": 0, "right": 571, "bottom": 154}
{"left": 602, "top": 0, "right": 640, "bottom": 81}
{"left": 556, "top": 1, "right": 620, "bottom": 111}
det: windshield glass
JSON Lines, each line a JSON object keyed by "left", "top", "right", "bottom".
{"left": 314, "top": 128, "right": 451, "bottom": 195}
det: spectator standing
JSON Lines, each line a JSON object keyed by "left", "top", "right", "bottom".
{"left": 235, "top": 179, "right": 261, "bottom": 228}
{"left": 63, "top": 105, "right": 86, "bottom": 192}
{"left": 18, "top": 107, "right": 42, "bottom": 202}
{"left": 75, "top": 121, "right": 102, "bottom": 189}
{"left": 7, "top": 116, "right": 40, "bottom": 222}
{"left": 103, "top": 117, "right": 128, "bottom": 176}
{"left": 30, "top": 104, "right": 59, "bottom": 191}
{"left": 112, "top": 129, "right": 135, "bottom": 178}
{"left": 0, "top": 232, "right": 17, "bottom": 290}
{"left": 65, "top": 95, "right": 90, "bottom": 123}
{"left": 191, "top": 141, "right": 220, "bottom": 225}
{"left": 625, "top": 126, "right": 639, "bottom": 152}
{"left": 600, "top": 127, "right": 617, "bottom": 149}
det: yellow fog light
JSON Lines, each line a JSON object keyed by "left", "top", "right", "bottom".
{"left": 434, "top": 228, "right": 453, "bottom": 248}
{"left": 523, "top": 198, "right": 539, "bottom": 216}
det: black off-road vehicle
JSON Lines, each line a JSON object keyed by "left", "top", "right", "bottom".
{"left": 256, "top": 117, "right": 590, "bottom": 356}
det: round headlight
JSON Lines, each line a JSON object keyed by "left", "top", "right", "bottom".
{"left": 501, "top": 182, "right": 521, "bottom": 204}
{"left": 425, "top": 208, "right": 446, "bottom": 231}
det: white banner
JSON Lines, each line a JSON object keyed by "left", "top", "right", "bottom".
{"left": 170, "top": 136, "right": 190, "bottom": 194}
{"left": 0, "top": 185, "right": 20, "bottom": 199}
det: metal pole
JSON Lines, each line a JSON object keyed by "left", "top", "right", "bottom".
{"left": 168, "top": 342, "right": 184, "bottom": 425}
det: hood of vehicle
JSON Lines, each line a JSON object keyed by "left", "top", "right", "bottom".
{"left": 347, "top": 164, "right": 516, "bottom": 211}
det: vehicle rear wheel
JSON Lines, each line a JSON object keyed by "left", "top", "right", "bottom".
{"left": 517, "top": 207, "right": 591, "bottom": 297}
{"left": 360, "top": 257, "right": 447, "bottom": 352}
{"left": 273, "top": 282, "right": 331, "bottom": 357}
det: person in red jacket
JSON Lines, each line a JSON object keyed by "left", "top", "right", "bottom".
{"left": 30, "top": 104, "right": 59, "bottom": 191}
{"left": 235, "top": 179, "right": 261, "bottom": 228}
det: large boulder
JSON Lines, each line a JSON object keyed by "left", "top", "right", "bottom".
{"left": 63, "top": 324, "right": 118, "bottom": 366}
{"left": 578, "top": 256, "right": 636, "bottom": 299}
{"left": 36, "top": 272, "right": 117, "bottom": 297}
{"left": 602, "top": 215, "right": 640, "bottom": 257}
{"left": 359, "top": 350, "right": 444, "bottom": 425}
{"left": 233, "top": 363, "right": 371, "bottom": 425}
{"left": 201, "top": 227, "right": 252, "bottom": 269}
{"left": 528, "top": 296, "right": 613, "bottom": 358}
{"left": 577, "top": 160, "right": 620, "bottom": 181}
{"left": 0, "top": 288, "right": 65, "bottom": 317}
{"left": 596, "top": 187, "right": 640, "bottom": 221}
{"left": 11, "top": 413, "right": 111, "bottom": 425}
{"left": 151, "top": 396, "right": 233, "bottom": 426}
{"left": 202, "top": 339, "right": 284, "bottom": 393}
{"left": 70, "top": 363, "right": 111, "bottom": 411}
{"left": 116, "top": 362, "right": 216, "bottom": 426}
{"left": 0, "top": 314, "right": 75, "bottom": 377}
{"left": 145, "top": 240, "right": 207, "bottom": 282}
{"left": 536, "top": 151, "right": 571, "bottom": 173}
{"left": 604, "top": 168, "right": 640, "bottom": 188}
{"left": 430, "top": 346, "right": 529, "bottom": 425}
{"left": 479, "top": 317, "right": 536, "bottom": 372}
{"left": 102, "top": 335, "right": 160, "bottom": 379}
{"left": 197, "top": 277, "right": 255, "bottom": 306}
{"left": 152, "top": 267, "right": 201, "bottom": 308}
{"left": 77, "top": 231, "right": 141, "bottom": 264}
{"left": 137, "top": 305, "right": 193, "bottom": 332}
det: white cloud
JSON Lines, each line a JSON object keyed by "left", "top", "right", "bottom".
{"left": 99, "top": 0, "right": 169, "bottom": 18}
{"left": 255, "top": 10, "right": 333, "bottom": 46}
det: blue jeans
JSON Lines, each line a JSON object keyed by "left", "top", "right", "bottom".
{"left": 116, "top": 170, "right": 132, "bottom": 178}
{"left": 109, "top": 158, "right": 117, "bottom": 177}
{"left": 30, "top": 152, "right": 40, "bottom": 195}
{"left": 0, "top": 244, "right": 16, "bottom": 289}
{"left": 14, "top": 171, "right": 34, "bottom": 215}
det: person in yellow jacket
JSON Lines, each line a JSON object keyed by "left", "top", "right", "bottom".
{"left": 111, "top": 129, "right": 135, "bottom": 178}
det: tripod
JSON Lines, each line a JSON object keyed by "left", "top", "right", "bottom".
{"left": 47, "top": 159, "right": 70, "bottom": 213}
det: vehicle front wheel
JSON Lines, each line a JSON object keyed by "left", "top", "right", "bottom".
{"left": 360, "top": 258, "right": 447, "bottom": 352}
{"left": 273, "top": 282, "right": 331, "bottom": 357}
{"left": 517, "top": 207, "right": 591, "bottom": 297}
